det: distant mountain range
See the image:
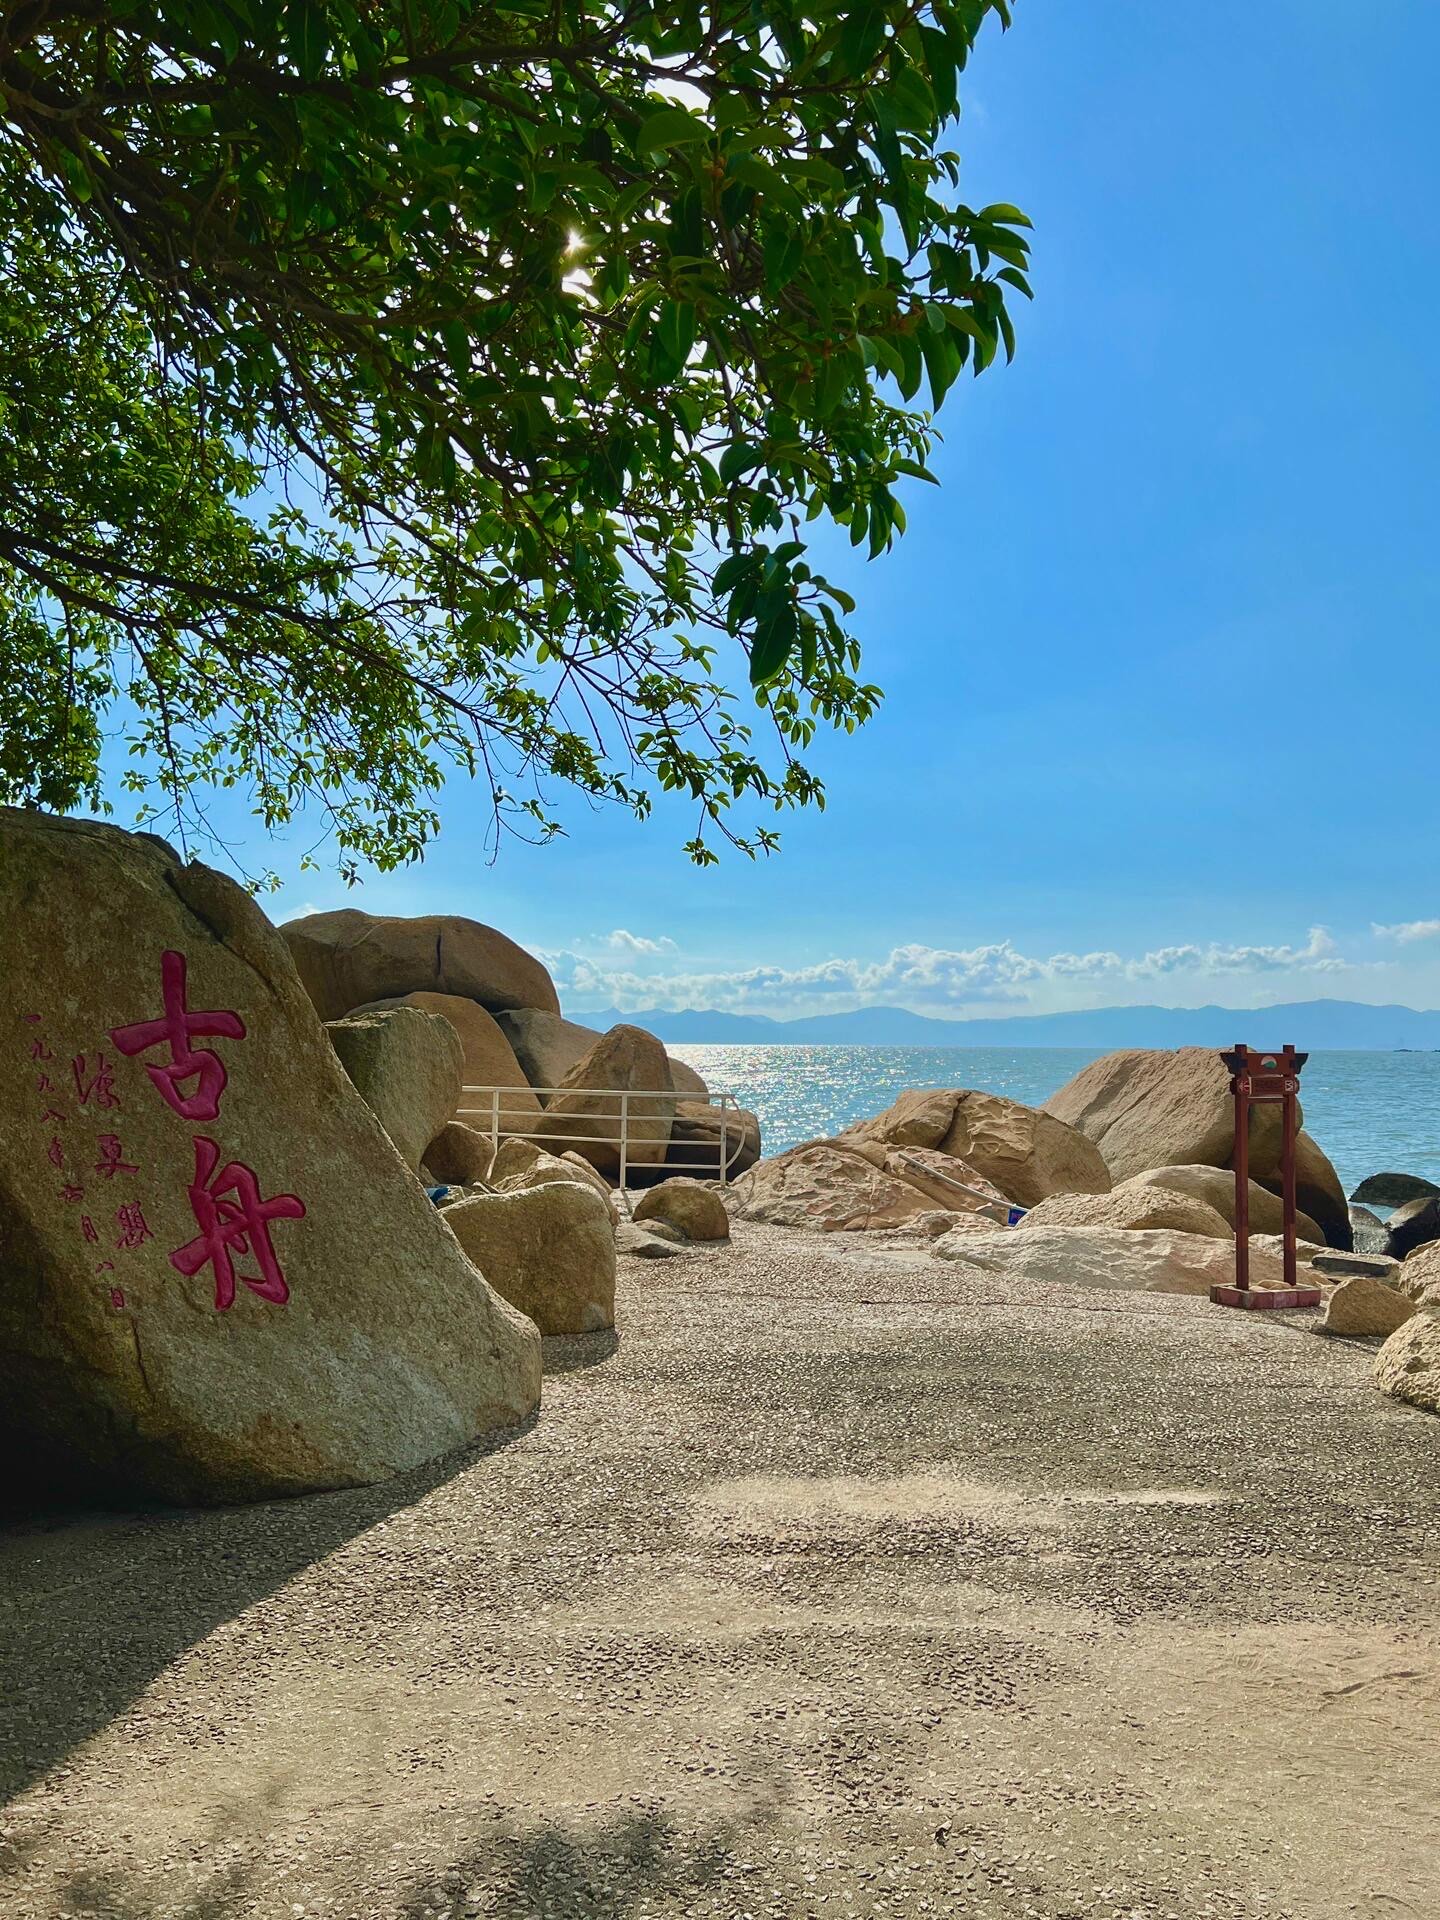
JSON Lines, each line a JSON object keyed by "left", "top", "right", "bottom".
{"left": 574, "top": 998, "right": 1440, "bottom": 1050}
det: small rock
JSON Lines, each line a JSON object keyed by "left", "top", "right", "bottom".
{"left": 633, "top": 1178, "right": 730, "bottom": 1242}
{"left": 1318, "top": 1275, "right": 1415, "bottom": 1338}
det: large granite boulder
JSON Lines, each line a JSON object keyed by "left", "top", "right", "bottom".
{"left": 444, "top": 1183, "right": 616, "bottom": 1334}
{"left": 842, "top": 1087, "right": 1109, "bottom": 1209}
{"left": 352, "top": 991, "right": 540, "bottom": 1139}
{"left": 533, "top": 1024, "right": 674, "bottom": 1177}
{"left": 732, "top": 1140, "right": 942, "bottom": 1232}
{"left": 1124, "top": 1163, "right": 1324, "bottom": 1244}
{"left": 280, "top": 909, "right": 559, "bottom": 1023}
{"left": 488, "top": 1138, "right": 619, "bottom": 1224}
{"left": 1351, "top": 1172, "right": 1440, "bottom": 1208}
{"left": 1017, "top": 1184, "right": 1231, "bottom": 1240}
{"left": 1044, "top": 1047, "right": 1290, "bottom": 1183}
{"left": 326, "top": 1006, "right": 462, "bottom": 1174}
{"left": 633, "top": 1178, "right": 731, "bottom": 1242}
{"left": 496, "top": 1007, "right": 708, "bottom": 1103}
{"left": 933, "top": 1223, "right": 1292, "bottom": 1296}
{"left": 1384, "top": 1194, "right": 1440, "bottom": 1262}
{"left": 1256, "top": 1132, "right": 1351, "bottom": 1251}
{"left": 1373, "top": 1310, "right": 1440, "bottom": 1416}
{"left": 0, "top": 812, "right": 541, "bottom": 1505}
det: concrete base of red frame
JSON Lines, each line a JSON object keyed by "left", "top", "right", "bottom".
{"left": 1209, "top": 1283, "right": 1323, "bottom": 1311}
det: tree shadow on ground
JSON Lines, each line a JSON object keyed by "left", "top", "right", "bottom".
{"left": 0, "top": 1412, "right": 537, "bottom": 1811}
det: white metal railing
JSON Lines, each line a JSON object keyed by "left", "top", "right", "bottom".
{"left": 457, "top": 1086, "right": 749, "bottom": 1193}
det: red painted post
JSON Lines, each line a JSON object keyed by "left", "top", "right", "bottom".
{"left": 1232, "top": 1041, "right": 1250, "bottom": 1292}
{"left": 1281, "top": 1042, "right": 1299, "bottom": 1291}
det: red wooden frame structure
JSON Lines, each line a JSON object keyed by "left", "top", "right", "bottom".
{"left": 1210, "top": 1043, "right": 1322, "bottom": 1311}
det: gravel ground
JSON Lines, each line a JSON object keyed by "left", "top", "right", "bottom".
{"left": 2, "top": 1220, "right": 1437, "bottom": 1920}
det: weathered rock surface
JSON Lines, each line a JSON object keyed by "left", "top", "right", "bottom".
{"left": 326, "top": 1006, "right": 463, "bottom": 1174}
{"left": 0, "top": 812, "right": 541, "bottom": 1505}
{"left": 633, "top": 1178, "right": 730, "bottom": 1242}
{"left": 932, "top": 1223, "right": 1289, "bottom": 1296}
{"left": 1311, "top": 1250, "right": 1399, "bottom": 1281}
{"left": 1319, "top": 1276, "right": 1416, "bottom": 1339}
{"left": 1373, "top": 1309, "right": 1440, "bottom": 1415}
{"left": 1256, "top": 1131, "right": 1352, "bottom": 1251}
{"left": 495, "top": 1007, "right": 707, "bottom": 1104}
{"left": 1124, "top": 1163, "right": 1324, "bottom": 1244}
{"left": 1044, "top": 1047, "right": 1290, "bottom": 1182}
{"left": 877, "top": 1147, "right": 1012, "bottom": 1219}
{"left": 1384, "top": 1193, "right": 1440, "bottom": 1262}
{"left": 1393, "top": 1242, "right": 1440, "bottom": 1311}
{"left": 534, "top": 1025, "right": 674, "bottom": 1176}
{"left": 1351, "top": 1171, "right": 1440, "bottom": 1208}
{"left": 616, "top": 1220, "right": 686, "bottom": 1259}
{"left": 1017, "top": 1184, "right": 1232, "bottom": 1240}
{"left": 843, "top": 1088, "right": 1109, "bottom": 1209}
{"left": 733, "top": 1141, "right": 940, "bottom": 1233}
{"left": 352, "top": 991, "right": 539, "bottom": 1138}
{"left": 444, "top": 1183, "right": 615, "bottom": 1335}
{"left": 281, "top": 909, "right": 559, "bottom": 1023}
{"left": 423, "top": 1121, "right": 495, "bottom": 1188}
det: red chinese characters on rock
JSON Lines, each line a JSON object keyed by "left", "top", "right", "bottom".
{"left": 72, "top": 1052, "right": 121, "bottom": 1110}
{"left": 169, "top": 1136, "right": 306, "bottom": 1311}
{"left": 109, "top": 950, "right": 247, "bottom": 1124}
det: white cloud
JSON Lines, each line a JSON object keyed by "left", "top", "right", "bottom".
{"left": 601, "top": 929, "right": 677, "bottom": 955}
{"left": 549, "top": 927, "right": 1350, "bottom": 1018}
{"left": 1372, "top": 919, "right": 1440, "bottom": 944}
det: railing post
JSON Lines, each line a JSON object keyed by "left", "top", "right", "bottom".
{"left": 719, "top": 1099, "right": 729, "bottom": 1189}
{"left": 490, "top": 1087, "right": 500, "bottom": 1153}
{"left": 619, "top": 1089, "right": 629, "bottom": 1195}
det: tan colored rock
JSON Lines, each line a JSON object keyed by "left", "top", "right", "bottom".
{"left": 1393, "top": 1241, "right": 1440, "bottom": 1311}
{"left": 444, "top": 1183, "right": 615, "bottom": 1335}
{"left": 353, "top": 991, "right": 540, "bottom": 1138}
{"left": 326, "top": 1006, "right": 463, "bottom": 1174}
{"left": 1373, "top": 1309, "right": 1440, "bottom": 1415}
{"left": 1124, "top": 1164, "right": 1323, "bottom": 1244}
{"left": 1319, "top": 1276, "right": 1416, "bottom": 1338}
{"left": 0, "top": 811, "right": 540, "bottom": 1506}
{"left": 281, "top": 909, "right": 559, "bottom": 1022}
{"left": 424, "top": 1121, "right": 495, "bottom": 1187}
{"left": 1257, "top": 1131, "right": 1352, "bottom": 1250}
{"left": 879, "top": 1146, "right": 1013, "bottom": 1218}
{"left": 534, "top": 1025, "right": 674, "bottom": 1176}
{"left": 495, "top": 1007, "right": 707, "bottom": 1104}
{"left": 663, "top": 1100, "right": 762, "bottom": 1180}
{"left": 932, "top": 1223, "right": 1288, "bottom": 1296}
{"left": 732, "top": 1141, "right": 941, "bottom": 1233}
{"left": 1044, "top": 1047, "right": 1291, "bottom": 1183}
{"left": 633, "top": 1178, "right": 730, "bottom": 1242}
{"left": 488, "top": 1138, "right": 619, "bottom": 1224}
{"left": 1018, "top": 1185, "right": 1231, "bottom": 1239}
{"left": 843, "top": 1087, "right": 1109, "bottom": 1209}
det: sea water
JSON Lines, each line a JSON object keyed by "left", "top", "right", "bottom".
{"left": 667, "top": 1045, "right": 1440, "bottom": 1197}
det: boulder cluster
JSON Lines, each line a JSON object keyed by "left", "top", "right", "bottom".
{"left": 0, "top": 816, "right": 748, "bottom": 1505}
{"left": 733, "top": 1045, "right": 1440, "bottom": 1420}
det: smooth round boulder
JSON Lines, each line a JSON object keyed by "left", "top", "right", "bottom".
{"left": 633, "top": 1178, "right": 731, "bottom": 1242}
{"left": 1319, "top": 1276, "right": 1415, "bottom": 1339}
{"left": 424, "top": 1120, "right": 495, "bottom": 1187}
{"left": 326, "top": 1006, "right": 463, "bottom": 1175}
{"left": 1044, "top": 1047, "right": 1290, "bottom": 1183}
{"left": 280, "top": 909, "right": 560, "bottom": 1022}
{"left": 1124, "top": 1164, "right": 1324, "bottom": 1244}
{"left": 494, "top": 1007, "right": 706, "bottom": 1104}
{"left": 444, "top": 1182, "right": 616, "bottom": 1335}
{"left": 489, "top": 1137, "right": 619, "bottom": 1224}
{"left": 842, "top": 1087, "right": 1108, "bottom": 1210}
{"left": 1018, "top": 1184, "right": 1231, "bottom": 1239}
{"left": 1351, "top": 1172, "right": 1440, "bottom": 1208}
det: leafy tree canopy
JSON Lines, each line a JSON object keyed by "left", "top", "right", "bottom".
{"left": 0, "top": 0, "right": 1029, "bottom": 880}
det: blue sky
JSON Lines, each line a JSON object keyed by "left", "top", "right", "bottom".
{"left": 128, "top": 1, "right": 1440, "bottom": 1022}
